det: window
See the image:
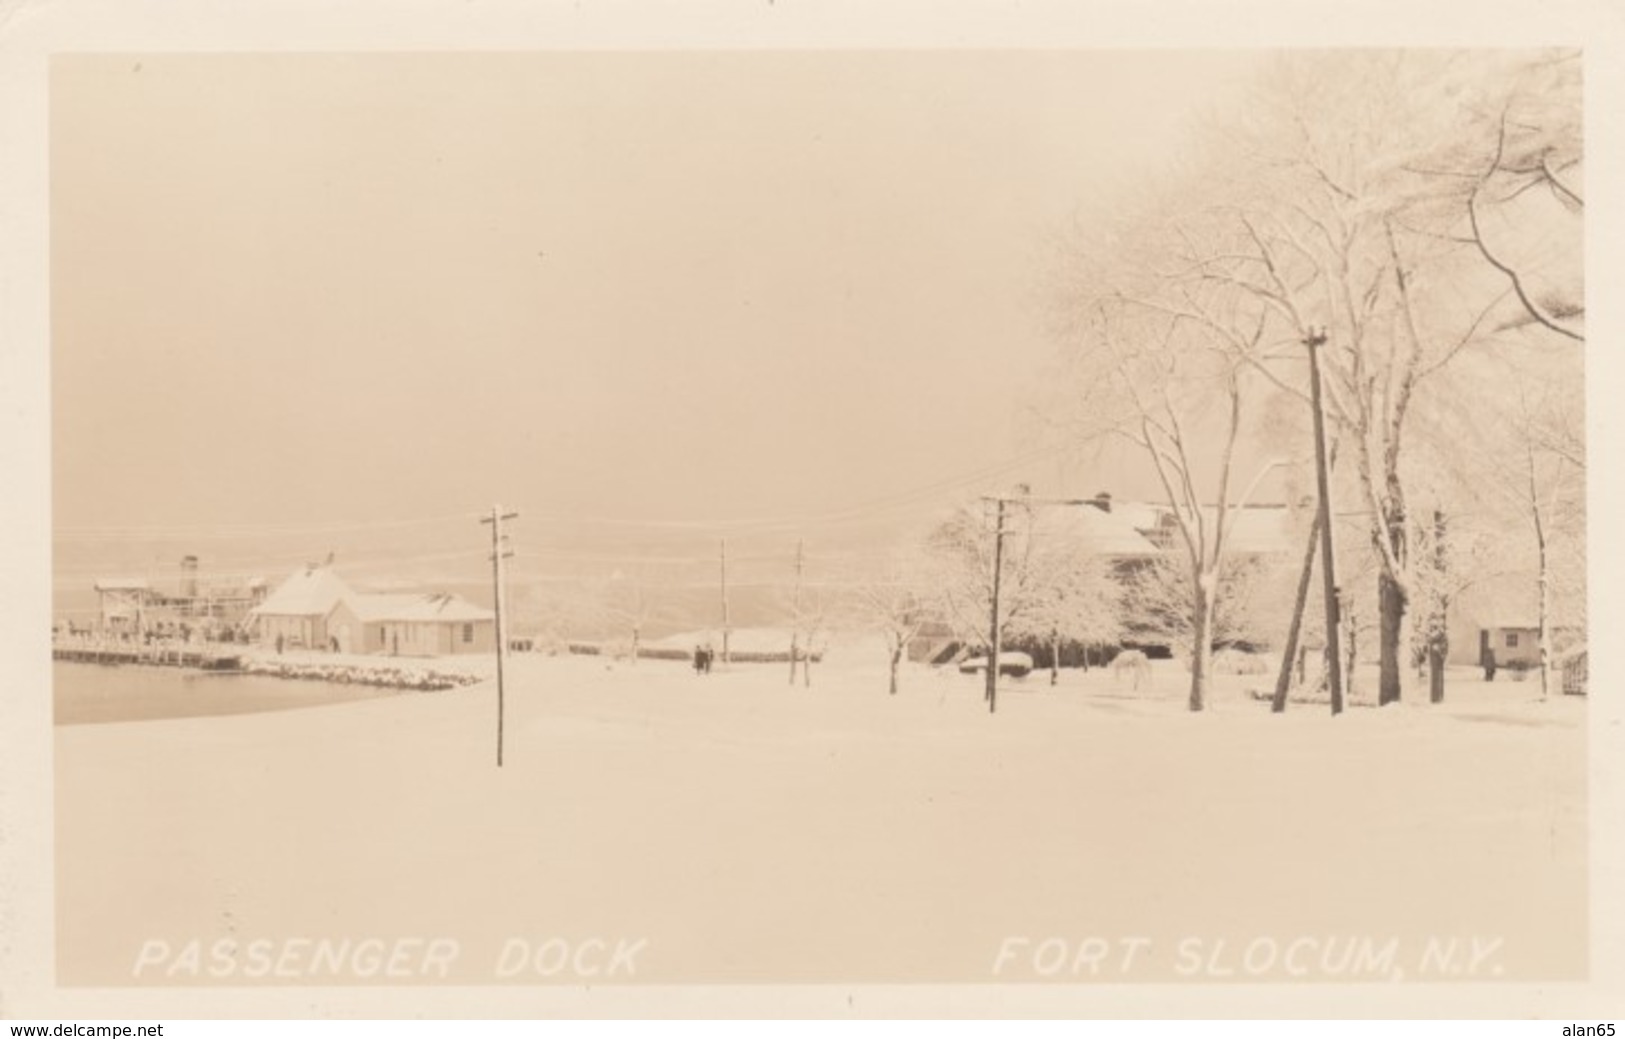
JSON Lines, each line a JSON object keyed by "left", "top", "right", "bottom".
{"left": 463, "top": 623, "right": 474, "bottom": 644}
{"left": 1506, "top": 632, "right": 1519, "bottom": 648}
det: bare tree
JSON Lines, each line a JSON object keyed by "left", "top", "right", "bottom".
{"left": 1043, "top": 52, "right": 1581, "bottom": 710}
{"left": 590, "top": 569, "right": 661, "bottom": 663}
{"left": 1396, "top": 52, "right": 1583, "bottom": 341}
{"left": 1160, "top": 53, "right": 1586, "bottom": 706}
{"left": 1449, "top": 371, "right": 1585, "bottom": 698}
{"left": 1054, "top": 286, "right": 1281, "bottom": 711}
{"left": 793, "top": 581, "right": 832, "bottom": 689}
{"left": 840, "top": 550, "right": 932, "bottom": 696}
{"left": 1123, "top": 547, "right": 1289, "bottom": 658}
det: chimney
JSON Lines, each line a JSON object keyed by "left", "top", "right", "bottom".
{"left": 180, "top": 555, "right": 199, "bottom": 598}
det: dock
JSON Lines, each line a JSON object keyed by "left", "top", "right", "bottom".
{"left": 53, "top": 640, "right": 244, "bottom": 672}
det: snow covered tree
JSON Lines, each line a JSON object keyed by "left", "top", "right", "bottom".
{"left": 1121, "top": 548, "right": 1289, "bottom": 658}
{"left": 1051, "top": 275, "right": 1283, "bottom": 711}
{"left": 1007, "top": 546, "right": 1121, "bottom": 686}
{"left": 1398, "top": 52, "right": 1583, "bottom": 342}
{"left": 1157, "top": 52, "right": 1579, "bottom": 706}
{"left": 920, "top": 494, "right": 1120, "bottom": 684}
{"left": 839, "top": 549, "right": 932, "bottom": 696}
{"left": 587, "top": 569, "right": 662, "bottom": 662}
{"left": 1440, "top": 360, "right": 1585, "bottom": 699}
{"left": 1045, "top": 51, "right": 1581, "bottom": 709}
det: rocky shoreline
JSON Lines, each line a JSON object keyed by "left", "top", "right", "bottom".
{"left": 239, "top": 657, "right": 484, "bottom": 692}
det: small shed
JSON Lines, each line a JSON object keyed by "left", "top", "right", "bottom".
{"left": 1477, "top": 621, "right": 1584, "bottom": 675}
{"left": 351, "top": 592, "right": 496, "bottom": 657}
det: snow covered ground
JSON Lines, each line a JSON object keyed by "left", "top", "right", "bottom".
{"left": 54, "top": 651, "right": 1587, "bottom": 986}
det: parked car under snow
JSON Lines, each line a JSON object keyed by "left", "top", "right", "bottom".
{"left": 957, "top": 651, "right": 1034, "bottom": 678}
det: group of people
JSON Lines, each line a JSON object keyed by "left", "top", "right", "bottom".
{"left": 53, "top": 618, "right": 250, "bottom": 646}
{"left": 692, "top": 644, "right": 716, "bottom": 675}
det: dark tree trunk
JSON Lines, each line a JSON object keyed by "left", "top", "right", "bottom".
{"left": 1344, "top": 599, "right": 1358, "bottom": 701}
{"left": 1376, "top": 495, "right": 1410, "bottom": 706}
{"left": 1536, "top": 531, "right": 1552, "bottom": 701}
{"left": 1378, "top": 571, "right": 1409, "bottom": 706}
{"left": 1427, "top": 509, "right": 1448, "bottom": 703}
{"left": 1190, "top": 579, "right": 1214, "bottom": 713}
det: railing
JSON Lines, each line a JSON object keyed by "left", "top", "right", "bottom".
{"left": 51, "top": 632, "right": 244, "bottom": 670}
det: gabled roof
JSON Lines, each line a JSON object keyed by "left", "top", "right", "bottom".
{"left": 346, "top": 593, "right": 425, "bottom": 622}
{"left": 249, "top": 567, "right": 354, "bottom": 618}
{"left": 352, "top": 592, "right": 494, "bottom": 624}
{"left": 1483, "top": 619, "right": 1584, "bottom": 632}
{"left": 1066, "top": 507, "right": 1165, "bottom": 556}
{"left": 1117, "top": 503, "right": 1293, "bottom": 556}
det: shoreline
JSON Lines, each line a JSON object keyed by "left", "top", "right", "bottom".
{"left": 239, "top": 656, "right": 484, "bottom": 691}
{"left": 52, "top": 633, "right": 493, "bottom": 691}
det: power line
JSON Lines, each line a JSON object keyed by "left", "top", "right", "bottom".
{"left": 52, "top": 512, "right": 481, "bottom": 541}
{"left": 489, "top": 444, "right": 1074, "bottom": 536}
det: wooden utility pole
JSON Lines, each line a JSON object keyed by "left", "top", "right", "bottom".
{"left": 789, "top": 539, "right": 804, "bottom": 686}
{"left": 985, "top": 496, "right": 1008, "bottom": 714}
{"left": 1306, "top": 329, "right": 1344, "bottom": 715}
{"left": 481, "top": 505, "right": 518, "bottom": 766}
{"left": 719, "top": 538, "right": 731, "bottom": 665}
{"left": 1271, "top": 504, "right": 1323, "bottom": 714}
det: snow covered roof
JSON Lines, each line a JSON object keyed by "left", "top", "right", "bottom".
{"left": 1034, "top": 505, "right": 1163, "bottom": 556}
{"left": 352, "top": 592, "right": 494, "bottom": 624}
{"left": 346, "top": 593, "right": 424, "bottom": 622}
{"left": 1011, "top": 499, "right": 1291, "bottom": 557}
{"left": 1105, "top": 503, "right": 1292, "bottom": 555}
{"left": 1103, "top": 500, "right": 1162, "bottom": 533}
{"left": 249, "top": 567, "right": 355, "bottom": 618}
{"left": 1482, "top": 619, "right": 1583, "bottom": 632}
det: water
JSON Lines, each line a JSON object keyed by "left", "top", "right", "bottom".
{"left": 54, "top": 661, "right": 401, "bottom": 726}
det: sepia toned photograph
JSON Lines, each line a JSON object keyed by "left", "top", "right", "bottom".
{"left": 3, "top": 0, "right": 1621, "bottom": 1024}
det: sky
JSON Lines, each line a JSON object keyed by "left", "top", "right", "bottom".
{"left": 50, "top": 51, "right": 1266, "bottom": 583}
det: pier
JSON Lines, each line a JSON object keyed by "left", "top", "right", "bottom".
{"left": 52, "top": 639, "right": 244, "bottom": 672}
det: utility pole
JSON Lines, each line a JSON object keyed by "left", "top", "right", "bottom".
{"left": 1270, "top": 504, "right": 1323, "bottom": 714}
{"left": 984, "top": 496, "right": 1008, "bottom": 714}
{"left": 719, "top": 538, "right": 731, "bottom": 666}
{"left": 481, "top": 505, "right": 518, "bottom": 766}
{"left": 1306, "top": 328, "right": 1345, "bottom": 716}
{"left": 789, "top": 539, "right": 803, "bottom": 686}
